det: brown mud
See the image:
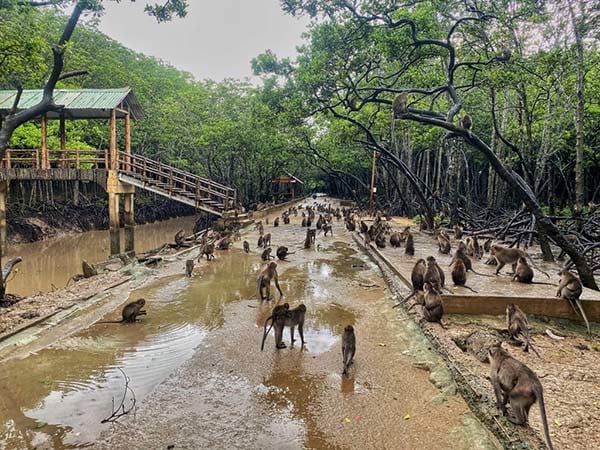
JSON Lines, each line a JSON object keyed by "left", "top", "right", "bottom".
{"left": 0, "top": 198, "right": 498, "bottom": 450}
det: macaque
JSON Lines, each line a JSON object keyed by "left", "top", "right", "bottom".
{"left": 257, "top": 261, "right": 283, "bottom": 301}
{"left": 513, "top": 257, "right": 555, "bottom": 286}
{"left": 360, "top": 221, "right": 368, "bottom": 234}
{"left": 261, "top": 303, "right": 306, "bottom": 350}
{"left": 424, "top": 256, "right": 446, "bottom": 294}
{"left": 342, "top": 325, "right": 356, "bottom": 376}
{"left": 304, "top": 229, "right": 316, "bottom": 249}
{"left": 490, "top": 245, "right": 549, "bottom": 278}
{"left": 321, "top": 223, "right": 333, "bottom": 236}
{"left": 556, "top": 269, "right": 590, "bottom": 332}
{"left": 217, "top": 237, "right": 232, "bottom": 250}
{"left": 389, "top": 232, "right": 403, "bottom": 248}
{"left": 393, "top": 92, "right": 408, "bottom": 118}
{"left": 395, "top": 258, "right": 426, "bottom": 306}
{"left": 302, "top": 217, "right": 307, "bottom": 227}
{"left": 257, "top": 235, "right": 264, "bottom": 248}
{"left": 488, "top": 345, "right": 554, "bottom": 450}
{"left": 454, "top": 225, "right": 463, "bottom": 239}
{"left": 418, "top": 282, "right": 444, "bottom": 325}
{"left": 276, "top": 246, "right": 295, "bottom": 260}
{"left": 405, "top": 232, "right": 415, "bottom": 256}
{"left": 262, "top": 233, "right": 272, "bottom": 248}
{"left": 461, "top": 114, "right": 472, "bottom": 130}
{"left": 243, "top": 240, "right": 250, "bottom": 253}
{"left": 274, "top": 217, "right": 280, "bottom": 227}
{"left": 450, "top": 258, "right": 477, "bottom": 292}
{"left": 97, "top": 299, "right": 146, "bottom": 324}
{"left": 199, "top": 242, "right": 215, "bottom": 261}
{"left": 437, "top": 232, "right": 452, "bottom": 255}
{"left": 506, "top": 304, "right": 538, "bottom": 356}
{"left": 261, "top": 247, "right": 274, "bottom": 261}
{"left": 185, "top": 259, "right": 194, "bottom": 277}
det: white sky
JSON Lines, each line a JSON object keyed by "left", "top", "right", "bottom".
{"left": 97, "top": 0, "right": 310, "bottom": 82}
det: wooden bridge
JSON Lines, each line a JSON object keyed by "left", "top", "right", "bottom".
{"left": 0, "top": 88, "right": 236, "bottom": 255}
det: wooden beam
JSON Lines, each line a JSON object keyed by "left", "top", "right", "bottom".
{"left": 109, "top": 109, "right": 117, "bottom": 170}
{"left": 124, "top": 111, "right": 131, "bottom": 171}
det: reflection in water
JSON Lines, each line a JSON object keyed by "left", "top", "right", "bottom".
{"left": 0, "top": 250, "right": 257, "bottom": 450}
{"left": 4, "top": 215, "right": 197, "bottom": 297}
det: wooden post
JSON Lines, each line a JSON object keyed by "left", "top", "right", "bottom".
{"left": 60, "top": 113, "right": 66, "bottom": 168}
{"left": 124, "top": 192, "right": 135, "bottom": 253}
{"left": 0, "top": 181, "right": 7, "bottom": 257}
{"left": 369, "top": 150, "right": 377, "bottom": 216}
{"left": 124, "top": 111, "right": 131, "bottom": 171}
{"left": 109, "top": 109, "right": 117, "bottom": 170}
{"left": 108, "top": 191, "right": 120, "bottom": 256}
{"left": 41, "top": 115, "right": 48, "bottom": 169}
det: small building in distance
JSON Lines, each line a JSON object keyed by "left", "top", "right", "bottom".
{"left": 272, "top": 173, "right": 304, "bottom": 201}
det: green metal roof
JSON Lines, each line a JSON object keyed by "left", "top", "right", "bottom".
{"left": 0, "top": 87, "right": 144, "bottom": 120}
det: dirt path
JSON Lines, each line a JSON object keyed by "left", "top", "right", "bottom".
{"left": 92, "top": 199, "right": 497, "bottom": 450}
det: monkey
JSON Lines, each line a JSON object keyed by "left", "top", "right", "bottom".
{"left": 217, "top": 237, "right": 232, "bottom": 250}
{"left": 461, "top": 114, "right": 472, "bottom": 130}
{"left": 375, "top": 232, "right": 386, "bottom": 248}
{"left": 261, "top": 303, "right": 306, "bottom": 350}
{"left": 265, "top": 217, "right": 269, "bottom": 225}
{"left": 471, "top": 235, "right": 482, "bottom": 259}
{"left": 450, "top": 258, "right": 477, "bottom": 292}
{"left": 488, "top": 345, "right": 554, "bottom": 450}
{"left": 261, "top": 247, "right": 274, "bottom": 261}
{"left": 257, "top": 222, "right": 264, "bottom": 236}
{"left": 392, "top": 92, "right": 408, "bottom": 118}
{"left": 454, "top": 224, "right": 463, "bottom": 239}
{"left": 490, "top": 245, "right": 550, "bottom": 278}
{"left": 274, "top": 217, "right": 280, "bottom": 227}
{"left": 483, "top": 238, "right": 492, "bottom": 254}
{"left": 389, "top": 232, "right": 403, "bottom": 248}
{"left": 199, "top": 242, "right": 215, "bottom": 261}
{"left": 405, "top": 231, "right": 415, "bottom": 256}
{"left": 346, "top": 220, "right": 356, "bottom": 232}
{"left": 260, "top": 302, "right": 289, "bottom": 350}
{"left": 262, "top": 233, "right": 272, "bottom": 248}
{"left": 185, "top": 259, "right": 194, "bottom": 277}
{"left": 257, "top": 235, "right": 264, "bottom": 248}
{"left": 306, "top": 217, "right": 312, "bottom": 227}
{"left": 97, "top": 299, "right": 146, "bottom": 324}
{"left": 254, "top": 220, "right": 263, "bottom": 231}
{"left": 301, "top": 217, "right": 307, "bottom": 227}
{"left": 321, "top": 223, "right": 333, "bottom": 236}
{"left": 394, "top": 258, "right": 426, "bottom": 307}
{"left": 512, "top": 257, "right": 556, "bottom": 286}
{"left": 424, "top": 255, "right": 447, "bottom": 294}
{"left": 556, "top": 269, "right": 590, "bottom": 333}
{"left": 316, "top": 215, "right": 324, "bottom": 230}
{"left": 417, "top": 282, "right": 444, "bottom": 325}
{"left": 437, "top": 232, "right": 452, "bottom": 255}
{"left": 276, "top": 246, "right": 295, "bottom": 260}
{"left": 506, "top": 304, "right": 539, "bottom": 356}
{"left": 360, "top": 221, "right": 368, "bottom": 234}
{"left": 342, "top": 325, "right": 356, "bottom": 376}
{"left": 243, "top": 240, "right": 250, "bottom": 253}
{"left": 283, "top": 215, "right": 290, "bottom": 224}
{"left": 257, "top": 261, "right": 283, "bottom": 301}
{"left": 304, "top": 228, "right": 316, "bottom": 249}
{"left": 451, "top": 242, "right": 494, "bottom": 277}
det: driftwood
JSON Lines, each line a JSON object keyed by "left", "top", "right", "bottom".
{"left": 0, "top": 256, "right": 22, "bottom": 298}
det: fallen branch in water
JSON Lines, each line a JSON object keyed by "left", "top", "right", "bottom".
{"left": 101, "top": 368, "right": 137, "bottom": 423}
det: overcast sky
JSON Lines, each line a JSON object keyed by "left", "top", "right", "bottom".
{"left": 97, "top": 0, "right": 310, "bottom": 82}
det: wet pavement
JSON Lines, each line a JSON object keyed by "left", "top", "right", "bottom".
{"left": 0, "top": 200, "right": 499, "bottom": 449}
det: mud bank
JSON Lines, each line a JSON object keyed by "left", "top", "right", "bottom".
{"left": 7, "top": 197, "right": 196, "bottom": 244}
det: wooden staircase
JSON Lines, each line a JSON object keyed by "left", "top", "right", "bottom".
{"left": 117, "top": 152, "right": 235, "bottom": 217}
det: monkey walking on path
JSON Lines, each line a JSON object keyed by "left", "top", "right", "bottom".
{"left": 342, "top": 325, "right": 356, "bottom": 376}
{"left": 96, "top": 299, "right": 147, "bottom": 324}
{"left": 506, "top": 304, "right": 540, "bottom": 357}
{"left": 491, "top": 245, "right": 550, "bottom": 278}
{"left": 488, "top": 345, "right": 554, "bottom": 450}
{"left": 257, "top": 262, "right": 284, "bottom": 301}
{"left": 261, "top": 303, "right": 306, "bottom": 350}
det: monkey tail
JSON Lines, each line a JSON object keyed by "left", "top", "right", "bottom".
{"left": 460, "top": 285, "right": 478, "bottom": 293}
{"left": 260, "top": 316, "right": 274, "bottom": 351}
{"left": 470, "top": 269, "right": 495, "bottom": 278}
{"left": 95, "top": 320, "right": 123, "bottom": 325}
{"left": 533, "top": 384, "right": 554, "bottom": 450}
{"left": 526, "top": 255, "right": 550, "bottom": 279}
{"left": 573, "top": 299, "right": 591, "bottom": 334}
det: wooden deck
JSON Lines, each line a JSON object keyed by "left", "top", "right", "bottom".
{"left": 353, "top": 228, "right": 600, "bottom": 323}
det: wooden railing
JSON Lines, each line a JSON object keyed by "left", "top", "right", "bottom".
{"left": 117, "top": 151, "right": 236, "bottom": 211}
{"left": 2, "top": 148, "right": 108, "bottom": 169}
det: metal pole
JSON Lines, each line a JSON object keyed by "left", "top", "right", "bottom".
{"left": 369, "top": 150, "right": 377, "bottom": 216}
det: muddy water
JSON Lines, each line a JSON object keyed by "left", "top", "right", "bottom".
{"left": 4, "top": 215, "right": 197, "bottom": 297}
{"left": 0, "top": 202, "right": 499, "bottom": 449}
